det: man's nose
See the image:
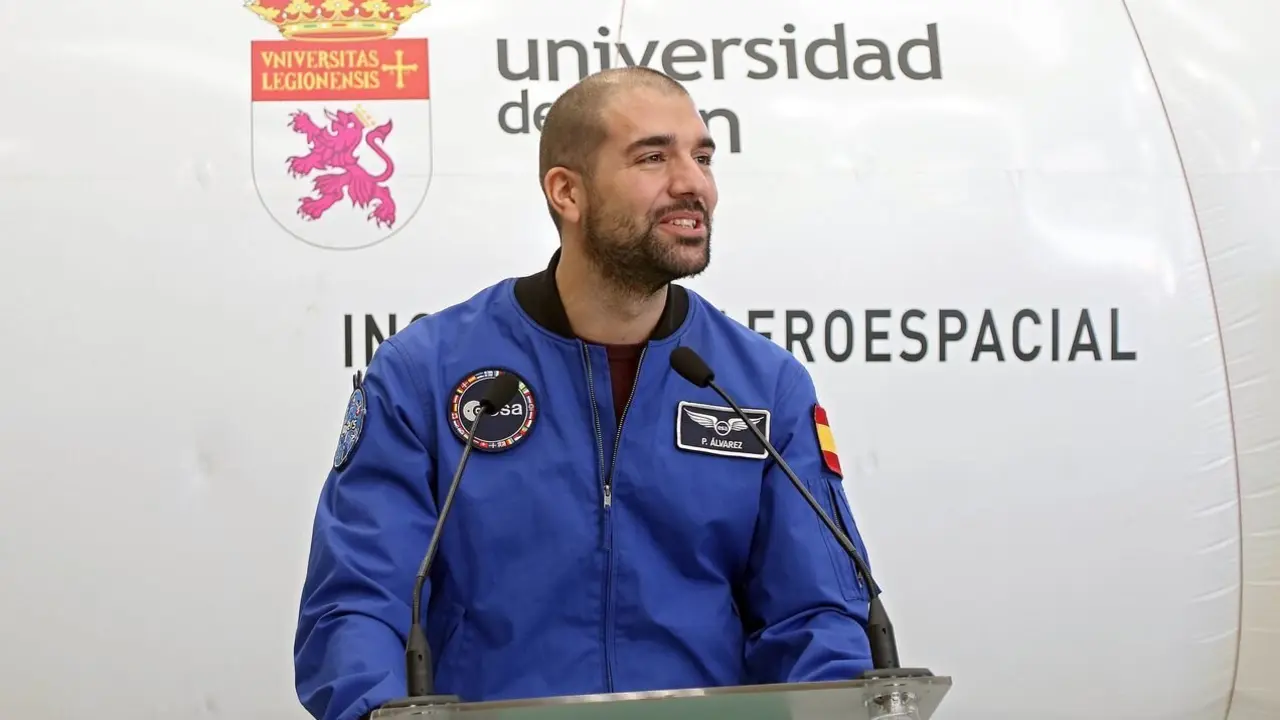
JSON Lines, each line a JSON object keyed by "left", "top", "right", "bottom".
{"left": 667, "top": 156, "right": 710, "bottom": 197}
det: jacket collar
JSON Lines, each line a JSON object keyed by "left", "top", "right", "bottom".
{"left": 513, "top": 249, "right": 689, "bottom": 341}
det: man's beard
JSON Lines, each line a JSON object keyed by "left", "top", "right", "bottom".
{"left": 581, "top": 194, "right": 712, "bottom": 298}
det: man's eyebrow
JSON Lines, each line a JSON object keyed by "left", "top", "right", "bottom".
{"left": 625, "top": 134, "right": 675, "bottom": 154}
{"left": 624, "top": 134, "right": 718, "bottom": 154}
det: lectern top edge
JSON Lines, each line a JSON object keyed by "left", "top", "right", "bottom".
{"left": 373, "top": 674, "right": 953, "bottom": 719}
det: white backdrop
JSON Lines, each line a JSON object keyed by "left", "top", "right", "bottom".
{"left": 0, "top": 1, "right": 1276, "bottom": 719}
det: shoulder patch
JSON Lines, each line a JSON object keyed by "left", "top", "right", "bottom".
{"left": 448, "top": 368, "right": 537, "bottom": 452}
{"left": 333, "top": 371, "right": 367, "bottom": 470}
{"left": 675, "top": 400, "right": 770, "bottom": 460}
{"left": 813, "top": 403, "right": 843, "bottom": 478}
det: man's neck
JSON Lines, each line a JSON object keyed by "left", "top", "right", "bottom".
{"left": 555, "top": 249, "right": 667, "bottom": 345}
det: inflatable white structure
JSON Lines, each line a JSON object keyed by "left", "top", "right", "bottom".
{"left": 0, "top": 1, "right": 1275, "bottom": 718}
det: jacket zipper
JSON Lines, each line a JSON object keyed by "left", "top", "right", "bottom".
{"left": 607, "top": 345, "right": 646, "bottom": 505}
{"left": 581, "top": 342, "right": 647, "bottom": 695}
{"left": 581, "top": 344, "right": 608, "bottom": 508}
{"left": 580, "top": 343, "right": 613, "bottom": 693}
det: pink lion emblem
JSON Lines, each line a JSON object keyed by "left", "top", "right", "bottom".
{"left": 285, "top": 108, "right": 397, "bottom": 229}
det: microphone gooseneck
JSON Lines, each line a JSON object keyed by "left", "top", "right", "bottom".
{"left": 401, "top": 372, "right": 522, "bottom": 702}
{"left": 668, "top": 346, "right": 929, "bottom": 678}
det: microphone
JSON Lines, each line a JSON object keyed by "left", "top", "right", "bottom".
{"left": 668, "top": 346, "right": 930, "bottom": 680}
{"left": 385, "top": 371, "right": 523, "bottom": 709}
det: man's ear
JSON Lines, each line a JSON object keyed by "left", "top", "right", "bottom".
{"left": 543, "top": 167, "right": 583, "bottom": 225}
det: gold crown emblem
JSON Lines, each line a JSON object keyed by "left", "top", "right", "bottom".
{"left": 353, "top": 105, "right": 377, "bottom": 128}
{"left": 246, "top": 0, "right": 429, "bottom": 42}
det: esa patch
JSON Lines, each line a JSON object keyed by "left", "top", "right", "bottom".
{"left": 448, "top": 368, "right": 537, "bottom": 452}
{"left": 813, "top": 403, "right": 843, "bottom": 478}
{"left": 675, "top": 401, "right": 771, "bottom": 460}
{"left": 333, "top": 371, "right": 367, "bottom": 470}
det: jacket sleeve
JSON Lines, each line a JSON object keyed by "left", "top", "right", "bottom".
{"left": 294, "top": 338, "right": 438, "bottom": 720}
{"left": 739, "top": 360, "right": 874, "bottom": 684}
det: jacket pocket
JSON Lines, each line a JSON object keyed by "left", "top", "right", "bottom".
{"left": 433, "top": 604, "right": 471, "bottom": 689}
{"left": 820, "top": 477, "right": 869, "bottom": 602}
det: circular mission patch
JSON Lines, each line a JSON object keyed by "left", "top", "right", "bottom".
{"left": 447, "top": 368, "right": 537, "bottom": 452}
{"left": 333, "top": 385, "right": 367, "bottom": 470}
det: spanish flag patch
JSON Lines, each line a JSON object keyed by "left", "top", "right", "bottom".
{"left": 813, "top": 404, "right": 843, "bottom": 478}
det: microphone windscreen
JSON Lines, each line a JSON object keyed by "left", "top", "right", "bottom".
{"left": 669, "top": 346, "right": 714, "bottom": 387}
{"left": 481, "top": 372, "right": 522, "bottom": 412}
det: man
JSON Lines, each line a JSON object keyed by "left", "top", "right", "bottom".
{"left": 294, "top": 67, "right": 875, "bottom": 720}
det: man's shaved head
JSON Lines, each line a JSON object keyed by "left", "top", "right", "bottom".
{"left": 539, "top": 67, "right": 691, "bottom": 229}
{"left": 538, "top": 66, "right": 718, "bottom": 298}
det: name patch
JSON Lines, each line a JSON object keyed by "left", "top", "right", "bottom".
{"left": 448, "top": 368, "right": 537, "bottom": 452}
{"left": 675, "top": 401, "right": 771, "bottom": 460}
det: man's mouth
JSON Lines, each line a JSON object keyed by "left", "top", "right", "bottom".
{"left": 658, "top": 211, "right": 704, "bottom": 230}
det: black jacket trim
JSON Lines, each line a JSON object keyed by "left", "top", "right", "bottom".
{"left": 512, "top": 249, "right": 689, "bottom": 341}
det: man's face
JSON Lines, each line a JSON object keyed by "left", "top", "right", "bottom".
{"left": 579, "top": 87, "right": 719, "bottom": 295}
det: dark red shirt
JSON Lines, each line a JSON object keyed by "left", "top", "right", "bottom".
{"left": 605, "top": 343, "right": 646, "bottom": 423}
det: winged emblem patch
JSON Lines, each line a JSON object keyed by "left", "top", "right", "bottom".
{"left": 675, "top": 401, "right": 771, "bottom": 460}
{"left": 684, "top": 409, "right": 765, "bottom": 436}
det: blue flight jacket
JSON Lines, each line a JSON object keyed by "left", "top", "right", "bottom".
{"left": 294, "top": 251, "right": 875, "bottom": 720}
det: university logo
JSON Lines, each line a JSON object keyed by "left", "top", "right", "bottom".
{"left": 246, "top": 0, "right": 434, "bottom": 250}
